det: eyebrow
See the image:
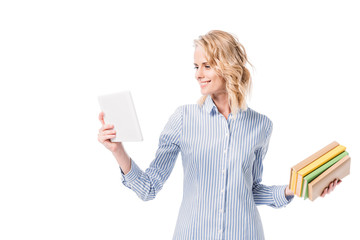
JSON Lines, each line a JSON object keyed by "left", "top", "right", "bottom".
{"left": 194, "top": 62, "right": 209, "bottom": 65}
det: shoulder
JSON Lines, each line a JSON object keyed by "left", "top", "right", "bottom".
{"left": 175, "top": 103, "right": 203, "bottom": 115}
{"left": 245, "top": 107, "right": 272, "bottom": 123}
{"left": 168, "top": 103, "right": 199, "bottom": 120}
{"left": 244, "top": 107, "right": 273, "bottom": 133}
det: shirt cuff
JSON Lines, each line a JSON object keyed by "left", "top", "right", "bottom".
{"left": 271, "top": 185, "right": 294, "bottom": 208}
{"left": 120, "top": 158, "right": 142, "bottom": 188}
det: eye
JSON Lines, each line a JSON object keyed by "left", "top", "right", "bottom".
{"left": 194, "top": 66, "right": 198, "bottom": 70}
{"left": 205, "top": 65, "right": 211, "bottom": 69}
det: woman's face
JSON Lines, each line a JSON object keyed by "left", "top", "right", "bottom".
{"left": 194, "top": 46, "right": 226, "bottom": 97}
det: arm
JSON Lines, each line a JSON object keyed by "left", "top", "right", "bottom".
{"left": 252, "top": 121, "right": 294, "bottom": 208}
{"left": 112, "top": 143, "right": 131, "bottom": 174}
{"left": 120, "top": 106, "right": 183, "bottom": 201}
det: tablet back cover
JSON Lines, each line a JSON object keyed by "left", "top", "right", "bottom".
{"left": 98, "top": 91, "right": 143, "bottom": 142}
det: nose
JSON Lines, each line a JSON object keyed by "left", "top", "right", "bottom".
{"left": 195, "top": 66, "right": 204, "bottom": 80}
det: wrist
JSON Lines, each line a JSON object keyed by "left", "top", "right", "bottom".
{"left": 112, "top": 143, "right": 127, "bottom": 159}
{"left": 285, "top": 185, "right": 294, "bottom": 197}
{"left": 112, "top": 144, "right": 131, "bottom": 174}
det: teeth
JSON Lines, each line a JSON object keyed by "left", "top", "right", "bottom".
{"left": 200, "top": 81, "right": 211, "bottom": 85}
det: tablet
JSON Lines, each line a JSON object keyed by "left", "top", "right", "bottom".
{"left": 98, "top": 91, "right": 143, "bottom": 142}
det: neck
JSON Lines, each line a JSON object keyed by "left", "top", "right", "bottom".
{"left": 211, "top": 92, "right": 231, "bottom": 119}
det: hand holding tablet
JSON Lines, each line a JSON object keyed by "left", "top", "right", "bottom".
{"left": 98, "top": 112, "right": 121, "bottom": 153}
{"left": 98, "top": 91, "right": 143, "bottom": 142}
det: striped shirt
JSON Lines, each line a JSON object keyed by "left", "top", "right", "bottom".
{"left": 120, "top": 95, "right": 293, "bottom": 239}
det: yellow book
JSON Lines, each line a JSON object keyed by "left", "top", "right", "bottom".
{"left": 296, "top": 145, "right": 346, "bottom": 196}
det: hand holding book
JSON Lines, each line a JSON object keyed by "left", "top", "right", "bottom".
{"left": 288, "top": 141, "right": 351, "bottom": 201}
{"left": 320, "top": 179, "right": 342, "bottom": 197}
{"left": 285, "top": 178, "right": 342, "bottom": 198}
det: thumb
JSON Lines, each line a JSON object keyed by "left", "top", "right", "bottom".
{"left": 99, "top": 112, "right": 105, "bottom": 125}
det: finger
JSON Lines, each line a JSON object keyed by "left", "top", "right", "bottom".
{"left": 321, "top": 188, "right": 328, "bottom": 197}
{"left": 102, "top": 129, "right": 116, "bottom": 135}
{"left": 333, "top": 179, "right": 341, "bottom": 189}
{"left": 99, "top": 112, "right": 105, "bottom": 125}
{"left": 102, "top": 132, "right": 116, "bottom": 140}
{"left": 99, "top": 124, "right": 115, "bottom": 133}
{"left": 103, "top": 124, "right": 114, "bottom": 131}
{"left": 329, "top": 182, "right": 334, "bottom": 192}
{"left": 98, "top": 112, "right": 114, "bottom": 131}
{"left": 332, "top": 179, "right": 338, "bottom": 188}
{"left": 99, "top": 134, "right": 116, "bottom": 143}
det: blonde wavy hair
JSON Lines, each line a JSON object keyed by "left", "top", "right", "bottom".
{"left": 194, "top": 30, "right": 253, "bottom": 116}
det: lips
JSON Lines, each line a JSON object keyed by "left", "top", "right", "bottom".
{"left": 200, "top": 80, "right": 211, "bottom": 86}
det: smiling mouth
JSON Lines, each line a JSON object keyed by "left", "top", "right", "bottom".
{"left": 200, "top": 80, "right": 211, "bottom": 86}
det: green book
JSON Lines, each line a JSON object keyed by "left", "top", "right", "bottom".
{"left": 302, "top": 151, "right": 348, "bottom": 199}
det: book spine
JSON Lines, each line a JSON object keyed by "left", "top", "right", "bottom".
{"left": 290, "top": 169, "right": 297, "bottom": 193}
{"left": 295, "top": 174, "right": 303, "bottom": 197}
{"left": 302, "top": 178, "right": 308, "bottom": 199}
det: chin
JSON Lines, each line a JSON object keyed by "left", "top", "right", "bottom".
{"left": 200, "top": 89, "right": 210, "bottom": 96}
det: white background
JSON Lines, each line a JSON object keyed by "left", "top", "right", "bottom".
{"left": 1, "top": 0, "right": 359, "bottom": 239}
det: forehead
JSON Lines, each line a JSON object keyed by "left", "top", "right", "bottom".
{"left": 194, "top": 46, "right": 208, "bottom": 63}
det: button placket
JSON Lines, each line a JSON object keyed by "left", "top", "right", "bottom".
{"left": 218, "top": 117, "right": 230, "bottom": 240}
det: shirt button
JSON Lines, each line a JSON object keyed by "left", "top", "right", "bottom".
{"left": 221, "top": 189, "right": 225, "bottom": 193}
{"left": 222, "top": 169, "right": 226, "bottom": 174}
{"left": 218, "top": 229, "right": 222, "bottom": 233}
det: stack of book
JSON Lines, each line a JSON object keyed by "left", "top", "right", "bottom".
{"left": 289, "top": 141, "right": 351, "bottom": 201}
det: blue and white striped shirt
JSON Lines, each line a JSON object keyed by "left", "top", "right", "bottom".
{"left": 120, "top": 95, "right": 293, "bottom": 239}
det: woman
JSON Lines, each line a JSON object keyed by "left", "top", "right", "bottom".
{"left": 98, "top": 30, "right": 340, "bottom": 239}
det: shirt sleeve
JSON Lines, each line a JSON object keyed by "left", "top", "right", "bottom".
{"left": 120, "top": 106, "right": 183, "bottom": 201}
{"left": 252, "top": 120, "right": 294, "bottom": 208}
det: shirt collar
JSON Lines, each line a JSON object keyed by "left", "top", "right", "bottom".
{"left": 204, "top": 95, "right": 218, "bottom": 114}
{"left": 203, "top": 94, "right": 248, "bottom": 117}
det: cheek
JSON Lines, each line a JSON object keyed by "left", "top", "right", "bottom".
{"left": 212, "top": 75, "right": 226, "bottom": 87}
{"left": 208, "top": 70, "right": 218, "bottom": 79}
